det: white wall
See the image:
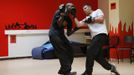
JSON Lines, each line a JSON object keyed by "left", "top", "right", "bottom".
{"left": 4, "top": 29, "right": 89, "bottom": 58}
{"left": 98, "top": 0, "right": 134, "bottom": 34}
{"left": 133, "top": 0, "right": 134, "bottom": 35}
{"left": 119, "top": 0, "right": 133, "bottom": 31}
{"left": 109, "top": 0, "right": 119, "bottom": 31}
{"left": 133, "top": 0, "right": 134, "bottom": 21}
{"left": 98, "top": 0, "right": 109, "bottom": 30}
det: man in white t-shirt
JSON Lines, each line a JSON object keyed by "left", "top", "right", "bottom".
{"left": 71, "top": 4, "right": 120, "bottom": 75}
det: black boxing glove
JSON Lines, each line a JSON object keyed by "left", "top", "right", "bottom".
{"left": 70, "top": 6, "right": 76, "bottom": 18}
{"left": 73, "top": 26, "right": 80, "bottom": 31}
{"left": 84, "top": 16, "right": 95, "bottom": 23}
{"left": 67, "top": 27, "right": 80, "bottom": 36}
{"left": 59, "top": 4, "right": 65, "bottom": 13}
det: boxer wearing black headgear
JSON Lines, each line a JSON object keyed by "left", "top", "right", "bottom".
{"left": 49, "top": 3, "right": 77, "bottom": 75}
{"left": 65, "top": 3, "right": 80, "bottom": 34}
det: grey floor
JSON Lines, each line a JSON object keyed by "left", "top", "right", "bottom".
{"left": 0, "top": 57, "right": 134, "bottom": 75}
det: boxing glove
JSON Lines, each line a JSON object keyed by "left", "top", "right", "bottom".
{"left": 84, "top": 16, "right": 95, "bottom": 24}
{"left": 67, "top": 27, "right": 80, "bottom": 36}
{"left": 70, "top": 6, "right": 76, "bottom": 18}
{"left": 59, "top": 4, "right": 65, "bottom": 13}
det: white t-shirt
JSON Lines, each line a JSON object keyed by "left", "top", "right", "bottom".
{"left": 81, "top": 9, "right": 108, "bottom": 38}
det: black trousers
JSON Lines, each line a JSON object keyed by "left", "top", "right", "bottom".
{"left": 49, "top": 31, "right": 74, "bottom": 74}
{"left": 85, "top": 34, "right": 112, "bottom": 74}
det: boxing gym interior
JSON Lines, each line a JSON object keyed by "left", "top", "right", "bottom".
{"left": 0, "top": 0, "right": 134, "bottom": 75}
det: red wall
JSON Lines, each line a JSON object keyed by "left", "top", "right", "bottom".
{"left": 109, "top": 21, "right": 133, "bottom": 59}
{"left": 0, "top": 0, "right": 98, "bottom": 56}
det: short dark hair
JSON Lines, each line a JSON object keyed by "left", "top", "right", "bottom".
{"left": 83, "top": 3, "right": 92, "bottom": 8}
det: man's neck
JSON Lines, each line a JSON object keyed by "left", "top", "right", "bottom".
{"left": 88, "top": 10, "right": 93, "bottom": 16}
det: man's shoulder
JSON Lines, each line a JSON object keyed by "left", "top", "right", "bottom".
{"left": 95, "top": 9, "right": 102, "bottom": 12}
{"left": 92, "top": 9, "right": 101, "bottom": 14}
{"left": 93, "top": 9, "right": 104, "bottom": 15}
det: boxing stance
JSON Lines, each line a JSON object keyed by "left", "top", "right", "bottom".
{"left": 49, "top": 3, "right": 77, "bottom": 75}
{"left": 72, "top": 4, "right": 120, "bottom": 75}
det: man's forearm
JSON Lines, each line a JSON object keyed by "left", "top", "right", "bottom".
{"left": 57, "top": 16, "right": 64, "bottom": 26}
{"left": 74, "top": 18, "right": 84, "bottom": 27}
{"left": 74, "top": 18, "right": 79, "bottom": 27}
{"left": 94, "top": 16, "right": 104, "bottom": 23}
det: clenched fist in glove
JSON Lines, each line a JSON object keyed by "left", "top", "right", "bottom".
{"left": 67, "top": 27, "right": 80, "bottom": 36}
{"left": 84, "top": 16, "right": 95, "bottom": 24}
{"left": 59, "top": 4, "right": 65, "bottom": 13}
{"left": 70, "top": 6, "right": 76, "bottom": 18}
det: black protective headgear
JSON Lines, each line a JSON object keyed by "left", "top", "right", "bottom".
{"left": 65, "top": 3, "right": 76, "bottom": 17}
{"left": 66, "top": 3, "right": 76, "bottom": 13}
